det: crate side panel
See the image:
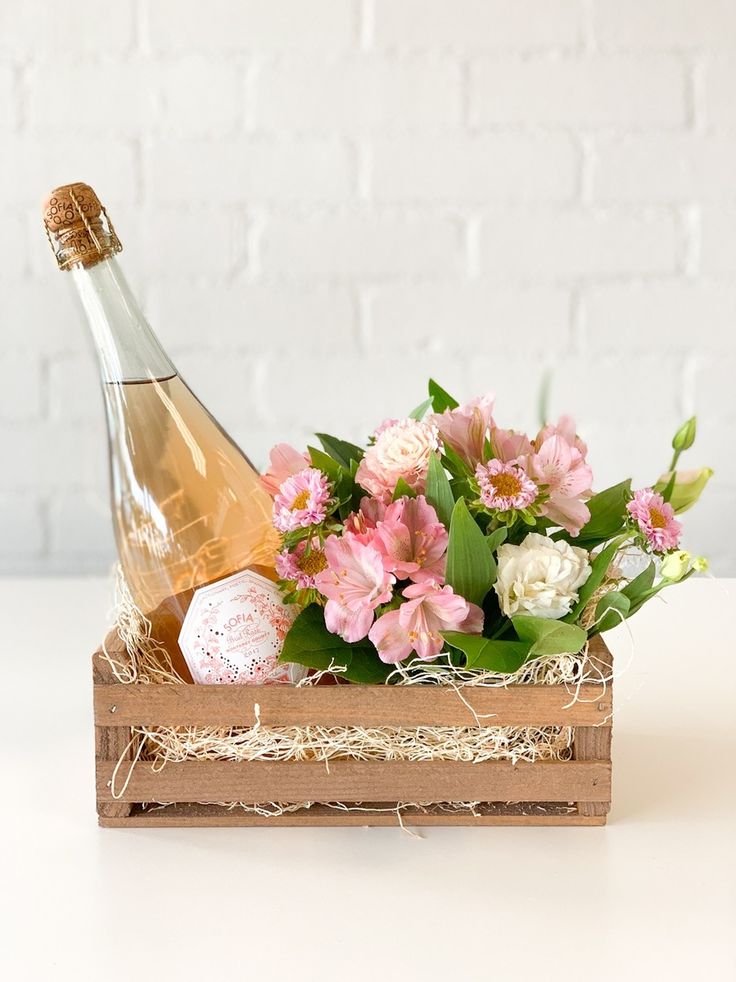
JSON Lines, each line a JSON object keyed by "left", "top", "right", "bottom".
{"left": 96, "top": 758, "right": 611, "bottom": 804}
{"left": 93, "top": 680, "right": 612, "bottom": 728}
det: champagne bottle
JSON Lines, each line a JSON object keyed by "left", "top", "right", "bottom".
{"left": 42, "top": 183, "right": 298, "bottom": 685}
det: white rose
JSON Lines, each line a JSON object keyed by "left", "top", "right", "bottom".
{"left": 494, "top": 532, "right": 591, "bottom": 620}
{"left": 356, "top": 418, "right": 441, "bottom": 502}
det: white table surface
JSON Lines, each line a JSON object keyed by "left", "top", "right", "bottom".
{"left": 1, "top": 576, "right": 734, "bottom": 981}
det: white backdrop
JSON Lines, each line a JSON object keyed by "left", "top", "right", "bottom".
{"left": 1, "top": 0, "right": 734, "bottom": 574}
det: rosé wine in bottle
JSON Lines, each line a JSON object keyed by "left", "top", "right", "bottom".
{"left": 42, "top": 182, "right": 299, "bottom": 685}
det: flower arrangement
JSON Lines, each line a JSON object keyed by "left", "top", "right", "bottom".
{"left": 262, "top": 380, "right": 712, "bottom": 684}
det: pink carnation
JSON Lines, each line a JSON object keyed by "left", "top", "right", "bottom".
{"left": 272, "top": 468, "right": 331, "bottom": 533}
{"left": 627, "top": 488, "right": 682, "bottom": 553}
{"left": 275, "top": 538, "right": 328, "bottom": 589}
{"left": 368, "top": 581, "right": 484, "bottom": 664}
{"left": 356, "top": 418, "right": 441, "bottom": 502}
{"left": 314, "top": 535, "right": 395, "bottom": 643}
{"left": 476, "top": 460, "right": 538, "bottom": 512}
{"left": 261, "top": 443, "right": 310, "bottom": 497}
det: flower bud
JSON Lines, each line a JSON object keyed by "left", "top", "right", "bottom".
{"left": 654, "top": 467, "right": 713, "bottom": 514}
{"left": 692, "top": 556, "right": 709, "bottom": 573}
{"left": 672, "top": 417, "right": 697, "bottom": 454}
{"left": 660, "top": 550, "right": 691, "bottom": 581}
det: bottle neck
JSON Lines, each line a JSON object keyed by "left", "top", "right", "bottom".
{"left": 70, "top": 257, "right": 175, "bottom": 383}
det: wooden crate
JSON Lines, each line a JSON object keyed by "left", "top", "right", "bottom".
{"left": 93, "top": 635, "right": 612, "bottom": 828}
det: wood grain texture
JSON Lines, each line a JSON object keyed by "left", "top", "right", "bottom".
{"left": 573, "top": 636, "right": 613, "bottom": 817}
{"left": 100, "top": 802, "right": 606, "bottom": 828}
{"left": 587, "top": 634, "right": 613, "bottom": 674}
{"left": 574, "top": 725, "right": 613, "bottom": 817}
{"left": 93, "top": 680, "right": 611, "bottom": 728}
{"left": 96, "top": 758, "right": 611, "bottom": 804}
{"left": 93, "top": 650, "right": 133, "bottom": 820}
{"left": 92, "top": 637, "right": 613, "bottom": 828}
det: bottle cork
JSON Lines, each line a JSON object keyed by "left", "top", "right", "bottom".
{"left": 42, "top": 182, "right": 122, "bottom": 270}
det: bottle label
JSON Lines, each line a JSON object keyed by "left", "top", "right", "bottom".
{"left": 178, "top": 569, "right": 298, "bottom": 685}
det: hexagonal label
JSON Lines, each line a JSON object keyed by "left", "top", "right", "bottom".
{"left": 178, "top": 568, "right": 298, "bottom": 684}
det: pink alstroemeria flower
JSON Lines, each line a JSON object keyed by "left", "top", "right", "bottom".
{"left": 343, "top": 497, "right": 386, "bottom": 546}
{"left": 536, "top": 414, "right": 588, "bottom": 456}
{"left": 373, "top": 495, "right": 448, "bottom": 583}
{"left": 368, "top": 582, "right": 484, "bottom": 664}
{"left": 314, "top": 535, "right": 395, "bottom": 643}
{"left": 430, "top": 394, "right": 495, "bottom": 465}
{"left": 491, "top": 427, "right": 533, "bottom": 462}
{"left": 261, "top": 443, "right": 310, "bottom": 497}
{"left": 527, "top": 418, "right": 593, "bottom": 536}
{"left": 273, "top": 467, "right": 331, "bottom": 533}
{"left": 627, "top": 488, "right": 682, "bottom": 553}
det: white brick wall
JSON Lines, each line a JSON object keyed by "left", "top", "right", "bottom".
{"left": 1, "top": 0, "right": 734, "bottom": 575}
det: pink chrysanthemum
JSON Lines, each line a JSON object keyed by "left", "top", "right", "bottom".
{"left": 476, "top": 460, "right": 538, "bottom": 512}
{"left": 275, "top": 538, "right": 328, "bottom": 589}
{"left": 627, "top": 488, "right": 682, "bottom": 553}
{"left": 273, "top": 467, "right": 331, "bottom": 533}
{"left": 261, "top": 443, "right": 309, "bottom": 497}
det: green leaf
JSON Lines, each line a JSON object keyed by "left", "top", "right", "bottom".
{"left": 485, "top": 526, "right": 508, "bottom": 554}
{"left": 442, "top": 632, "right": 531, "bottom": 673}
{"left": 660, "top": 469, "right": 677, "bottom": 504}
{"left": 440, "top": 444, "right": 473, "bottom": 480}
{"left": 592, "top": 590, "right": 630, "bottom": 635}
{"left": 428, "top": 378, "right": 459, "bottom": 413}
{"left": 446, "top": 498, "right": 496, "bottom": 606}
{"left": 566, "top": 537, "right": 621, "bottom": 622}
{"left": 574, "top": 479, "right": 632, "bottom": 546}
{"left": 511, "top": 616, "right": 587, "bottom": 658}
{"left": 308, "top": 446, "right": 342, "bottom": 483}
{"left": 278, "top": 605, "right": 389, "bottom": 684}
{"left": 425, "top": 452, "right": 455, "bottom": 528}
{"left": 621, "top": 562, "right": 656, "bottom": 604}
{"left": 626, "top": 572, "right": 687, "bottom": 618}
{"left": 449, "top": 477, "right": 475, "bottom": 504}
{"left": 315, "top": 433, "right": 364, "bottom": 468}
{"left": 336, "top": 471, "right": 360, "bottom": 520}
{"left": 409, "top": 397, "right": 433, "bottom": 421}
{"left": 392, "top": 477, "right": 417, "bottom": 501}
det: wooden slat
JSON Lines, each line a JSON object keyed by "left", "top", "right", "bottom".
{"left": 573, "top": 638, "right": 613, "bottom": 817}
{"left": 93, "top": 651, "right": 133, "bottom": 821}
{"left": 574, "top": 725, "right": 613, "bottom": 817}
{"left": 93, "top": 679, "right": 611, "bottom": 728}
{"left": 96, "top": 758, "right": 611, "bottom": 804}
{"left": 100, "top": 802, "right": 605, "bottom": 828}
{"left": 587, "top": 634, "right": 613, "bottom": 675}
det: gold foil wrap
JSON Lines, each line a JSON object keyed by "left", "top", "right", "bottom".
{"left": 43, "top": 182, "right": 122, "bottom": 270}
